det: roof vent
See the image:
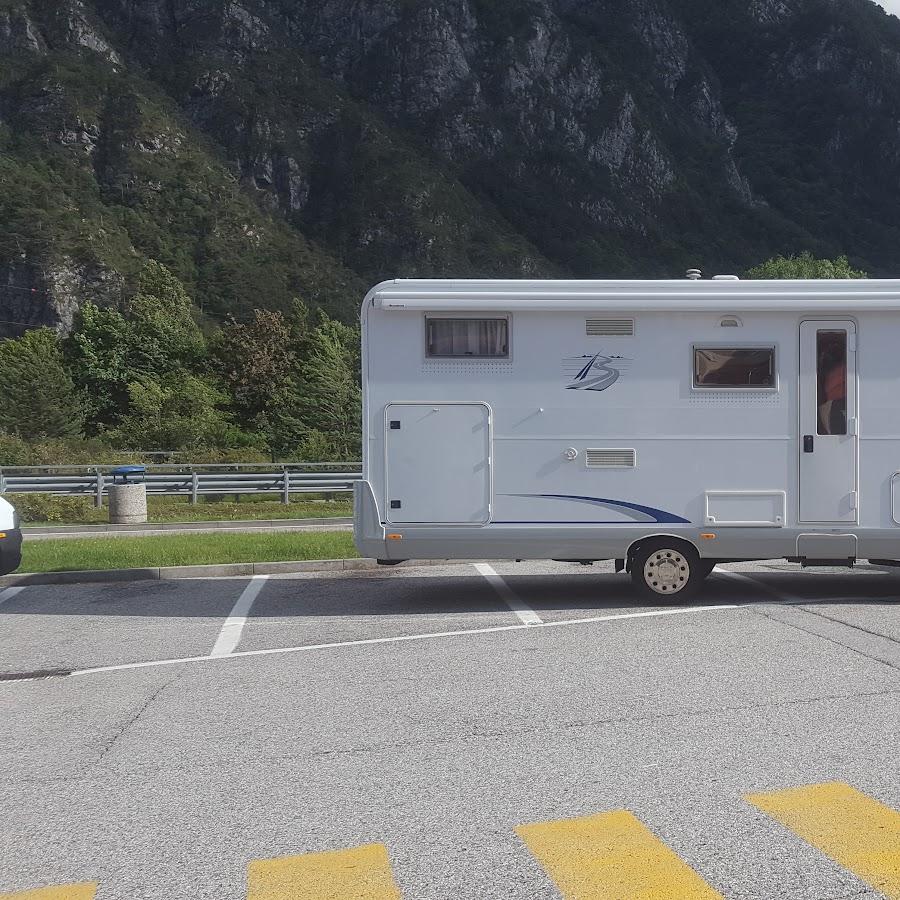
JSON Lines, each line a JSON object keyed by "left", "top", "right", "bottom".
{"left": 586, "top": 317, "right": 634, "bottom": 336}
{"left": 686, "top": 268, "right": 702, "bottom": 280}
{"left": 712, "top": 274, "right": 740, "bottom": 281}
{"left": 585, "top": 448, "right": 636, "bottom": 468}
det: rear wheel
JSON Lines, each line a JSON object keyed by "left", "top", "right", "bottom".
{"left": 631, "top": 541, "right": 704, "bottom": 600}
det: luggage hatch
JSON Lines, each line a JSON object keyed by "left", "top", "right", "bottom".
{"left": 384, "top": 403, "right": 491, "bottom": 524}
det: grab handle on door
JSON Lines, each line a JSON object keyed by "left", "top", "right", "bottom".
{"left": 803, "top": 435, "right": 814, "bottom": 453}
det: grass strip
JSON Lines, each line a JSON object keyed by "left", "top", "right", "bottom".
{"left": 15, "top": 496, "right": 353, "bottom": 526}
{"left": 21, "top": 531, "right": 360, "bottom": 573}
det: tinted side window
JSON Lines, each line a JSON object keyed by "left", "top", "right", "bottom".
{"left": 693, "top": 348, "right": 775, "bottom": 388}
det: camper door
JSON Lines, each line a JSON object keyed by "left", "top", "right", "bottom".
{"left": 384, "top": 402, "right": 492, "bottom": 525}
{"left": 799, "top": 320, "right": 857, "bottom": 523}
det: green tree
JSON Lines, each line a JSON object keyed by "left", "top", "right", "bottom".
{"left": 745, "top": 253, "right": 867, "bottom": 279}
{"left": 67, "top": 301, "right": 134, "bottom": 425}
{"left": 0, "top": 329, "right": 85, "bottom": 440}
{"left": 256, "top": 309, "right": 361, "bottom": 461}
{"left": 296, "top": 313, "right": 361, "bottom": 459}
{"left": 67, "top": 261, "right": 205, "bottom": 428}
{"left": 212, "top": 309, "right": 296, "bottom": 422}
{"left": 104, "top": 373, "right": 255, "bottom": 452}
{"left": 127, "top": 260, "right": 205, "bottom": 375}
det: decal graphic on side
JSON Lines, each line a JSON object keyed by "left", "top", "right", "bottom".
{"left": 564, "top": 353, "right": 631, "bottom": 391}
{"left": 499, "top": 493, "right": 690, "bottom": 525}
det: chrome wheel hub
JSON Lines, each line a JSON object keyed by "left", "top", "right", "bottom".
{"left": 643, "top": 550, "right": 689, "bottom": 595}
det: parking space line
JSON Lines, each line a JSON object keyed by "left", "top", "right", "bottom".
{"left": 474, "top": 563, "right": 543, "bottom": 625}
{"left": 0, "top": 882, "right": 97, "bottom": 899}
{"left": 0, "top": 586, "right": 25, "bottom": 607}
{"left": 247, "top": 844, "right": 400, "bottom": 899}
{"left": 747, "top": 782, "right": 900, "bottom": 898}
{"left": 210, "top": 575, "right": 269, "bottom": 658}
{"left": 516, "top": 809, "right": 723, "bottom": 899}
{"left": 67, "top": 603, "right": 739, "bottom": 678}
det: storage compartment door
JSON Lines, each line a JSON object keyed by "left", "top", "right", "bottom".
{"left": 385, "top": 403, "right": 491, "bottom": 524}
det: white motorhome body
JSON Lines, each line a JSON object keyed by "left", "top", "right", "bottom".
{"left": 354, "top": 278, "right": 900, "bottom": 594}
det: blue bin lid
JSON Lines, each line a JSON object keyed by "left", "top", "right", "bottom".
{"left": 110, "top": 465, "right": 146, "bottom": 476}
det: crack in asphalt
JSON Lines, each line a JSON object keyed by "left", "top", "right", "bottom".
{"left": 749, "top": 605, "right": 900, "bottom": 674}
{"left": 795, "top": 604, "right": 900, "bottom": 648}
{"left": 4, "top": 683, "right": 897, "bottom": 786}
{"left": 307, "top": 686, "right": 900, "bottom": 761}
{"left": 96, "top": 678, "right": 176, "bottom": 763}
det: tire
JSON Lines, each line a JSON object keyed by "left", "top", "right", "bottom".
{"left": 630, "top": 540, "right": 704, "bottom": 601}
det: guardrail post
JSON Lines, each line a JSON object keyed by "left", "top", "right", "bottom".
{"left": 282, "top": 467, "right": 290, "bottom": 504}
{"left": 95, "top": 470, "right": 105, "bottom": 508}
{"left": 191, "top": 470, "right": 199, "bottom": 505}
{"left": 0, "top": 469, "right": 5, "bottom": 495}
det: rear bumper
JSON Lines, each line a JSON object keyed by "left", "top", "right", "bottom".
{"left": 0, "top": 528, "right": 22, "bottom": 576}
{"left": 353, "top": 480, "right": 388, "bottom": 559}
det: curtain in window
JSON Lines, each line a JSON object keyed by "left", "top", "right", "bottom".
{"left": 427, "top": 319, "right": 508, "bottom": 357}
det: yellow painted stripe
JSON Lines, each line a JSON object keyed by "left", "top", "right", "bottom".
{"left": 247, "top": 843, "right": 401, "bottom": 899}
{"left": 747, "top": 781, "right": 900, "bottom": 898}
{"left": 0, "top": 885, "right": 97, "bottom": 900}
{"left": 516, "top": 809, "right": 723, "bottom": 899}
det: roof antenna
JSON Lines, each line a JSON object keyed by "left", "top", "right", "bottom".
{"left": 686, "top": 268, "right": 702, "bottom": 280}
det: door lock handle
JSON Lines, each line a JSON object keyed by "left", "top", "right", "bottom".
{"left": 803, "top": 435, "right": 814, "bottom": 453}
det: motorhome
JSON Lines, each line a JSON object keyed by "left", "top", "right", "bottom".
{"left": 354, "top": 276, "right": 900, "bottom": 597}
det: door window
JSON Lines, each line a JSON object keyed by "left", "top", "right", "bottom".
{"left": 816, "top": 330, "right": 847, "bottom": 435}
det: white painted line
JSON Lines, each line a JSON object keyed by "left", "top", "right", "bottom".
{"left": 69, "top": 602, "right": 739, "bottom": 678}
{"left": 0, "top": 586, "right": 25, "bottom": 606}
{"left": 474, "top": 562, "right": 543, "bottom": 625}
{"left": 210, "top": 575, "right": 269, "bottom": 658}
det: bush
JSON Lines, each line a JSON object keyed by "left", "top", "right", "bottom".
{"left": 26, "top": 438, "right": 127, "bottom": 466}
{"left": 6, "top": 493, "right": 96, "bottom": 524}
{"left": 0, "top": 433, "right": 31, "bottom": 467}
{"left": 195, "top": 447, "right": 271, "bottom": 464}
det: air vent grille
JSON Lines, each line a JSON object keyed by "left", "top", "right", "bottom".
{"left": 586, "top": 318, "right": 634, "bottom": 336}
{"left": 585, "top": 448, "right": 636, "bottom": 468}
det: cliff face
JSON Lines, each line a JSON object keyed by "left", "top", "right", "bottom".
{"left": 3, "top": 0, "right": 900, "bottom": 333}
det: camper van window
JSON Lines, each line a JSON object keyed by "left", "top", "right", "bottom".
{"left": 693, "top": 348, "right": 775, "bottom": 388}
{"left": 426, "top": 317, "right": 509, "bottom": 358}
{"left": 816, "top": 330, "right": 847, "bottom": 435}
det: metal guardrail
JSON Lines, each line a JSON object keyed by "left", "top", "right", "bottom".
{"left": 0, "top": 464, "right": 363, "bottom": 506}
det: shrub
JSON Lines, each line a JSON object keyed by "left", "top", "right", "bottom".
{"left": 6, "top": 493, "right": 96, "bottom": 524}
{"left": 26, "top": 437, "right": 126, "bottom": 466}
{"left": 0, "top": 433, "right": 31, "bottom": 467}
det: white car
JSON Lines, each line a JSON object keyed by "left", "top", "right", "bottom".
{"left": 0, "top": 496, "right": 22, "bottom": 576}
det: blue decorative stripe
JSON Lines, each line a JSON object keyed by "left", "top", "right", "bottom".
{"left": 492, "top": 521, "right": 663, "bottom": 525}
{"left": 502, "top": 493, "right": 690, "bottom": 525}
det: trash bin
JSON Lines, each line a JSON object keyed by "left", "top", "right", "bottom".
{"left": 108, "top": 465, "right": 148, "bottom": 525}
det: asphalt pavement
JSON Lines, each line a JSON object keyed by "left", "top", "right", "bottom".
{"left": 0, "top": 560, "right": 898, "bottom": 899}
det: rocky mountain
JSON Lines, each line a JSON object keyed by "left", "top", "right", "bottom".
{"left": 3, "top": 0, "right": 900, "bottom": 334}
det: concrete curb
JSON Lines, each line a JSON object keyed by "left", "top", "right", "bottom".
{"left": 0, "top": 558, "right": 475, "bottom": 586}
{"left": 22, "top": 517, "right": 353, "bottom": 539}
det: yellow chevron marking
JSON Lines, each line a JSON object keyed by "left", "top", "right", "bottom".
{"left": 246, "top": 843, "right": 401, "bottom": 899}
{"left": 747, "top": 781, "right": 900, "bottom": 898}
{"left": 0, "top": 885, "right": 97, "bottom": 900}
{"left": 516, "top": 809, "right": 723, "bottom": 899}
